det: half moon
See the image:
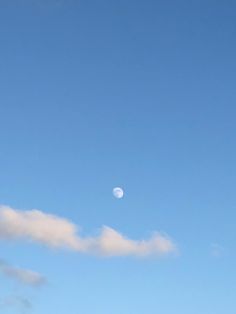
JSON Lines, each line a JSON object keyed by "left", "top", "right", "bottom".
{"left": 113, "top": 187, "right": 124, "bottom": 199}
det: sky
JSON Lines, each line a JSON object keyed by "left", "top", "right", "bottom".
{"left": 0, "top": 0, "right": 236, "bottom": 313}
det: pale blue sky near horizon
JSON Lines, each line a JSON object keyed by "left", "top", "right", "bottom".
{"left": 0, "top": 0, "right": 236, "bottom": 313}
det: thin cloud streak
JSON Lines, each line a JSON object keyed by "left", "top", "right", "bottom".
{"left": 0, "top": 259, "right": 46, "bottom": 287}
{"left": 0, "top": 205, "right": 177, "bottom": 257}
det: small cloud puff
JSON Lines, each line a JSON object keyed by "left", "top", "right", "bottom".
{"left": 211, "top": 243, "right": 224, "bottom": 258}
{"left": 0, "top": 205, "right": 177, "bottom": 258}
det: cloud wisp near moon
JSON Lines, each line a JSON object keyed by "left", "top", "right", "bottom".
{"left": 0, "top": 205, "right": 177, "bottom": 258}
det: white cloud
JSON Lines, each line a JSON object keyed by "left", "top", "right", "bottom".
{"left": 0, "top": 205, "right": 81, "bottom": 250}
{"left": 0, "top": 205, "right": 177, "bottom": 257}
{"left": 0, "top": 260, "right": 46, "bottom": 287}
{"left": 92, "top": 226, "right": 176, "bottom": 257}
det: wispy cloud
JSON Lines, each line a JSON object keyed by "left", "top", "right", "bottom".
{"left": 211, "top": 243, "right": 224, "bottom": 258}
{"left": 0, "top": 259, "right": 46, "bottom": 287}
{"left": 0, "top": 295, "right": 32, "bottom": 314}
{"left": 0, "top": 205, "right": 177, "bottom": 257}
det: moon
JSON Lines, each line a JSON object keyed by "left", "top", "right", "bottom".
{"left": 113, "top": 187, "right": 124, "bottom": 199}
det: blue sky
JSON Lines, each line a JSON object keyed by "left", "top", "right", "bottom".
{"left": 0, "top": 0, "right": 236, "bottom": 313}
